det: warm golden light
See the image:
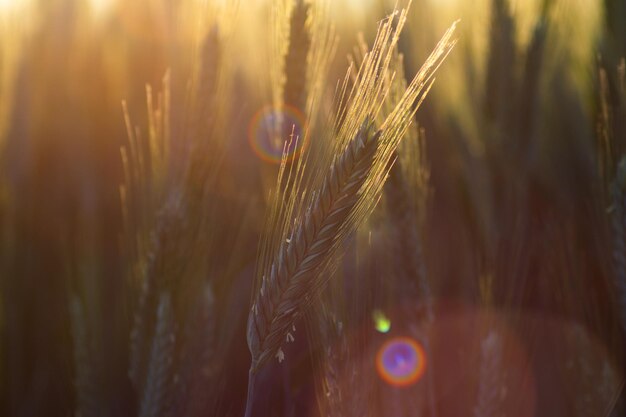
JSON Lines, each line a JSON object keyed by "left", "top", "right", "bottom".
{"left": 0, "top": 0, "right": 33, "bottom": 17}
{"left": 428, "top": 0, "right": 460, "bottom": 7}
{"left": 0, "top": 0, "right": 17, "bottom": 10}
{"left": 88, "top": 0, "right": 115, "bottom": 17}
{"left": 0, "top": 0, "right": 620, "bottom": 415}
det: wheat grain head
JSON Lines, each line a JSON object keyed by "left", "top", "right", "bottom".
{"left": 247, "top": 3, "right": 458, "bottom": 373}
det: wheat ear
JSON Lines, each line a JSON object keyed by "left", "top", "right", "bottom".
{"left": 247, "top": 121, "right": 381, "bottom": 372}
{"left": 385, "top": 153, "right": 429, "bottom": 301}
{"left": 70, "top": 295, "right": 101, "bottom": 417}
{"left": 139, "top": 292, "right": 176, "bottom": 417}
{"left": 283, "top": 0, "right": 311, "bottom": 111}
{"left": 474, "top": 330, "right": 504, "bottom": 417}
{"left": 171, "top": 284, "right": 217, "bottom": 417}
{"left": 245, "top": 11, "right": 458, "bottom": 415}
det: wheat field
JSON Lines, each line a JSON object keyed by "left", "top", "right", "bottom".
{"left": 0, "top": 0, "right": 625, "bottom": 416}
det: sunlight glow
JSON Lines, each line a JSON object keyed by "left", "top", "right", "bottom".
{"left": 88, "top": 0, "right": 115, "bottom": 17}
{"left": 0, "top": 0, "right": 32, "bottom": 21}
{"left": 0, "top": 0, "right": 18, "bottom": 11}
{"left": 428, "top": 0, "right": 460, "bottom": 7}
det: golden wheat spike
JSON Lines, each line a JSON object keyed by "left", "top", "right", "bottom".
{"left": 248, "top": 4, "right": 457, "bottom": 374}
{"left": 248, "top": 121, "right": 381, "bottom": 372}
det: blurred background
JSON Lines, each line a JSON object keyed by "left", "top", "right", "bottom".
{"left": 0, "top": 0, "right": 625, "bottom": 416}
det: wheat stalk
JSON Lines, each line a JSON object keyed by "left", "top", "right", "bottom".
{"left": 385, "top": 141, "right": 430, "bottom": 303}
{"left": 275, "top": 0, "right": 336, "bottom": 112}
{"left": 474, "top": 329, "right": 504, "bottom": 417}
{"left": 283, "top": 0, "right": 311, "bottom": 111}
{"left": 315, "top": 308, "right": 370, "bottom": 417}
{"left": 249, "top": 7, "right": 458, "bottom": 375}
{"left": 248, "top": 120, "right": 381, "bottom": 372}
{"left": 128, "top": 193, "right": 185, "bottom": 390}
{"left": 484, "top": 0, "right": 515, "bottom": 128}
{"left": 611, "top": 157, "right": 626, "bottom": 331}
{"left": 70, "top": 295, "right": 101, "bottom": 417}
{"left": 171, "top": 284, "right": 217, "bottom": 417}
{"left": 245, "top": 5, "right": 457, "bottom": 414}
{"left": 139, "top": 292, "right": 176, "bottom": 417}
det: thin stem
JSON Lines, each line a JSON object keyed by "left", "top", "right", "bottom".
{"left": 244, "top": 367, "right": 256, "bottom": 417}
{"left": 425, "top": 336, "right": 438, "bottom": 417}
{"left": 424, "top": 302, "right": 437, "bottom": 417}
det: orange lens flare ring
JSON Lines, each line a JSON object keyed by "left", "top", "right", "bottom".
{"left": 248, "top": 105, "right": 308, "bottom": 164}
{"left": 376, "top": 337, "right": 426, "bottom": 387}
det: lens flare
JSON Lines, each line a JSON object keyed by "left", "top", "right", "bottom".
{"left": 248, "top": 105, "right": 307, "bottom": 164}
{"left": 376, "top": 337, "right": 426, "bottom": 387}
{"left": 373, "top": 310, "right": 391, "bottom": 333}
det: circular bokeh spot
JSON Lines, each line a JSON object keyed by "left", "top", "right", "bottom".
{"left": 376, "top": 337, "right": 426, "bottom": 387}
{"left": 373, "top": 309, "right": 391, "bottom": 333}
{"left": 248, "top": 105, "right": 307, "bottom": 164}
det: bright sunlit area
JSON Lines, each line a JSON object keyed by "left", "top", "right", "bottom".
{"left": 87, "top": 0, "right": 115, "bottom": 17}
{"left": 0, "top": 0, "right": 29, "bottom": 13}
{"left": 0, "top": 0, "right": 14, "bottom": 9}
